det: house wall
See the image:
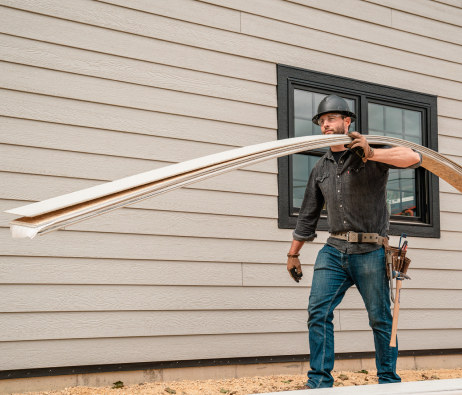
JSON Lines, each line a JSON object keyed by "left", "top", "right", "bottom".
{"left": 1, "top": 0, "right": 462, "bottom": 371}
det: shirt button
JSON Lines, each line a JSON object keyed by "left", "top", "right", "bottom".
{"left": 338, "top": 190, "right": 340, "bottom": 193}
{"left": 344, "top": 220, "right": 346, "bottom": 223}
{"left": 337, "top": 175, "right": 339, "bottom": 178}
{"left": 340, "top": 205, "right": 343, "bottom": 207}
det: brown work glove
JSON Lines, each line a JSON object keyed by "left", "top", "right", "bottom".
{"left": 287, "top": 255, "right": 303, "bottom": 283}
{"left": 346, "top": 131, "right": 374, "bottom": 163}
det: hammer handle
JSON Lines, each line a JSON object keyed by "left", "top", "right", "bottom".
{"left": 389, "top": 280, "right": 402, "bottom": 347}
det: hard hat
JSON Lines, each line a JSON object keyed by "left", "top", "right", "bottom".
{"left": 311, "top": 95, "right": 357, "bottom": 125}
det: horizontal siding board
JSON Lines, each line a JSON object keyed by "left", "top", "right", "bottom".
{"left": 0, "top": 256, "right": 242, "bottom": 286}
{"left": 3, "top": 8, "right": 462, "bottom": 105}
{"left": 0, "top": 200, "right": 290, "bottom": 243}
{"left": 243, "top": 264, "right": 462, "bottom": 290}
{"left": 364, "top": 0, "right": 462, "bottom": 27}
{"left": 439, "top": 117, "right": 462, "bottom": 139}
{"left": 0, "top": 173, "right": 279, "bottom": 219}
{"left": 0, "top": 310, "right": 320, "bottom": 342}
{"left": 439, "top": 135, "right": 462, "bottom": 157}
{"left": 3, "top": 0, "right": 462, "bottom": 86}
{"left": 439, "top": 97, "right": 462, "bottom": 120}
{"left": 1, "top": 308, "right": 460, "bottom": 342}
{"left": 440, "top": 192, "right": 462, "bottom": 214}
{"left": 1, "top": 254, "right": 461, "bottom": 288}
{"left": 432, "top": 0, "right": 462, "bottom": 7}
{"left": 340, "top": 309, "right": 462, "bottom": 331}
{"left": 0, "top": 62, "right": 276, "bottom": 129}
{"left": 0, "top": 91, "right": 276, "bottom": 147}
{"left": 0, "top": 118, "right": 277, "bottom": 174}
{"left": 0, "top": 284, "right": 461, "bottom": 313}
{"left": 392, "top": 9, "right": 462, "bottom": 46}
{"left": 0, "top": 34, "right": 276, "bottom": 106}
{"left": 0, "top": 144, "right": 278, "bottom": 196}
{"left": 283, "top": 0, "right": 392, "bottom": 26}
{"left": 441, "top": 212, "right": 462, "bottom": 232}
{"left": 240, "top": 13, "right": 462, "bottom": 85}
{"left": 0, "top": 6, "right": 275, "bottom": 84}
{"left": 200, "top": 0, "right": 462, "bottom": 65}
{"left": 98, "top": 0, "right": 241, "bottom": 32}
{"left": 1, "top": 329, "right": 462, "bottom": 370}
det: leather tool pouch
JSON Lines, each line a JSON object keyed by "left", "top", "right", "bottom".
{"left": 383, "top": 239, "right": 411, "bottom": 280}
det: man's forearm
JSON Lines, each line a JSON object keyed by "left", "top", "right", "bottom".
{"left": 289, "top": 239, "right": 305, "bottom": 255}
{"left": 369, "top": 146, "right": 420, "bottom": 168}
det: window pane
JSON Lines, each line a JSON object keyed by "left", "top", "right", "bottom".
{"left": 292, "top": 154, "right": 321, "bottom": 209}
{"left": 292, "top": 90, "right": 356, "bottom": 211}
{"left": 368, "top": 103, "right": 422, "bottom": 218}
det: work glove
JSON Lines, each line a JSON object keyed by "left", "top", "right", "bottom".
{"left": 287, "top": 255, "right": 303, "bottom": 283}
{"left": 346, "top": 131, "right": 374, "bottom": 163}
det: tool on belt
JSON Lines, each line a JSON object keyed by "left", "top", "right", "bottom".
{"left": 331, "top": 231, "right": 412, "bottom": 348}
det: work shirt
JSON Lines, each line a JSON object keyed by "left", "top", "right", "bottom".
{"left": 293, "top": 147, "right": 422, "bottom": 254}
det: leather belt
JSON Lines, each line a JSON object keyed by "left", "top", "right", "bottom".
{"left": 330, "top": 231, "right": 384, "bottom": 246}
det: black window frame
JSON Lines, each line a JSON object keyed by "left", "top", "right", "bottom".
{"left": 277, "top": 64, "right": 440, "bottom": 238}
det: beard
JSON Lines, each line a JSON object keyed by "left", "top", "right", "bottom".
{"left": 323, "top": 122, "right": 346, "bottom": 135}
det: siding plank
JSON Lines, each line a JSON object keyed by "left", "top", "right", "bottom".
{"left": 3, "top": 329, "right": 461, "bottom": 370}
{"left": 340, "top": 309, "right": 462, "bottom": 331}
{"left": 0, "top": 173, "right": 279, "bottom": 219}
{"left": 0, "top": 310, "right": 321, "bottom": 342}
{"left": 365, "top": 0, "right": 462, "bottom": 27}
{"left": 3, "top": 0, "right": 462, "bottom": 84}
{"left": 0, "top": 256, "right": 242, "bottom": 286}
{"left": 0, "top": 91, "right": 276, "bottom": 147}
{"left": 0, "top": 6, "right": 275, "bottom": 84}
{"left": 199, "top": 0, "right": 462, "bottom": 64}
{"left": 0, "top": 117, "right": 276, "bottom": 174}
{"left": 392, "top": 9, "right": 462, "bottom": 46}
{"left": 98, "top": 0, "right": 241, "bottom": 32}
{"left": 0, "top": 62, "right": 276, "bottom": 129}
{"left": 0, "top": 144, "right": 278, "bottom": 196}
{"left": 0, "top": 284, "right": 461, "bottom": 313}
{"left": 240, "top": 13, "right": 462, "bottom": 85}
{"left": 439, "top": 116, "right": 462, "bottom": 139}
{"left": 0, "top": 34, "right": 276, "bottom": 106}
{"left": 284, "top": 0, "right": 392, "bottom": 26}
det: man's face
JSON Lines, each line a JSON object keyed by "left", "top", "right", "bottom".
{"left": 318, "top": 113, "right": 351, "bottom": 135}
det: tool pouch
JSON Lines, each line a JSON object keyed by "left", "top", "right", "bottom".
{"left": 383, "top": 239, "right": 411, "bottom": 280}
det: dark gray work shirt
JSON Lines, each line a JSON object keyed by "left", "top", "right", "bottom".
{"left": 293, "top": 147, "right": 422, "bottom": 254}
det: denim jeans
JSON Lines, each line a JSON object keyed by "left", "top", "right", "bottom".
{"left": 306, "top": 244, "right": 400, "bottom": 389}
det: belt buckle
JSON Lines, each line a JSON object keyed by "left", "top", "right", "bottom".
{"left": 346, "top": 231, "right": 358, "bottom": 243}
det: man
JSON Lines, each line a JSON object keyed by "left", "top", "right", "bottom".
{"left": 286, "top": 95, "right": 421, "bottom": 389}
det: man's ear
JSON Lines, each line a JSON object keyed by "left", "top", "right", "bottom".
{"left": 344, "top": 117, "right": 351, "bottom": 134}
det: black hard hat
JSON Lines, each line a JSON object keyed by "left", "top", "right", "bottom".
{"left": 312, "top": 95, "right": 357, "bottom": 125}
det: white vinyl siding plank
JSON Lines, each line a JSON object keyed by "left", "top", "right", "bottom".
{"left": 0, "top": 91, "right": 276, "bottom": 147}
{"left": 2, "top": 329, "right": 461, "bottom": 371}
{"left": 0, "top": 34, "right": 276, "bottom": 106}
{"left": 0, "top": 62, "right": 276, "bottom": 129}
{"left": 0, "top": 173, "right": 279, "bottom": 219}
{"left": 439, "top": 116, "right": 462, "bottom": 139}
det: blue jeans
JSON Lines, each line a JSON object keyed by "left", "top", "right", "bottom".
{"left": 306, "top": 244, "right": 400, "bottom": 389}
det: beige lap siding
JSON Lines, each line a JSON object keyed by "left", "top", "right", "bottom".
{"left": 0, "top": 0, "right": 462, "bottom": 372}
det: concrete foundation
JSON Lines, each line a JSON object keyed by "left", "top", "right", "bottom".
{"left": 1, "top": 354, "right": 461, "bottom": 395}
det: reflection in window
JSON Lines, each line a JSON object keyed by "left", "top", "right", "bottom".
{"left": 368, "top": 103, "right": 422, "bottom": 217}
{"left": 292, "top": 90, "right": 355, "bottom": 211}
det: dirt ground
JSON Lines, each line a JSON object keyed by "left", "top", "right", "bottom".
{"left": 13, "top": 368, "right": 462, "bottom": 395}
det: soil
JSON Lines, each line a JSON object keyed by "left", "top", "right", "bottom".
{"left": 12, "top": 368, "right": 462, "bottom": 395}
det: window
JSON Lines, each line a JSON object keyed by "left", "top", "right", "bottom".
{"left": 277, "top": 65, "right": 440, "bottom": 238}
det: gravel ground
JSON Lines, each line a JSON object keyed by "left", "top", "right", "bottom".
{"left": 12, "top": 368, "right": 462, "bottom": 395}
